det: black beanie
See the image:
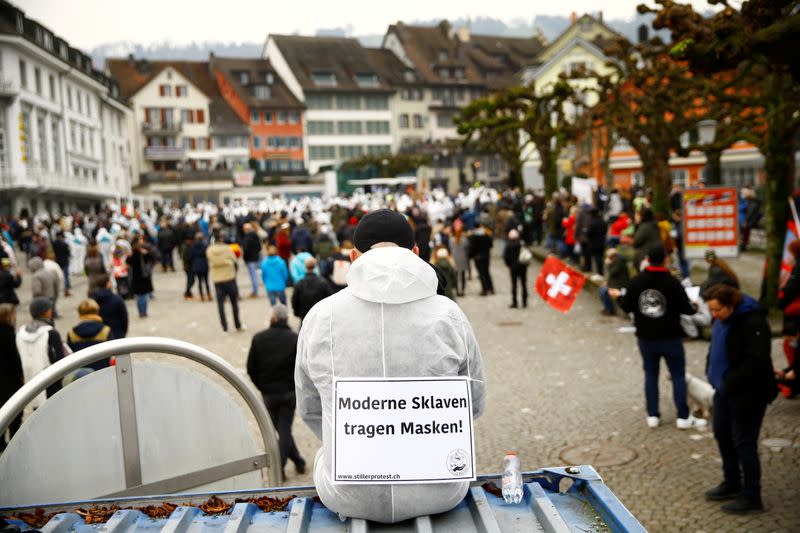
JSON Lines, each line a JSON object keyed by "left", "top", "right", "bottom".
{"left": 647, "top": 245, "right": 666, "bottom": 265}
{"left": 353, "top": 209, "right": 415, "bottom": 252}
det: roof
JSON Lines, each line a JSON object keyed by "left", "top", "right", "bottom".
{"left": 269, "top": 35, "right": 394, "bottom": 93}
{"left": 534, "top": 13, "right": 624, "bottom": 66}
{"left": 210, "top": 56, "right": 304, "bottom": 110}
{"left": 105, "top": 58, "right": 246, "bottom": 132}
{"left": 364, "top": 48, "right": 418, "bottom": 86}
{"left": 384, "top": 22, "right": 485, "bottom": 86}
{"left": 468, "top": 34, "right": 545, "bottom": 73}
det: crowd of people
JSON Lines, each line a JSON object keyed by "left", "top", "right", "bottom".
{"left": 0, "top": 182, "right": 796, "bottom": 518}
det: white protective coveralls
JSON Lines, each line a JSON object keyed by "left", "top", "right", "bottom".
{"left": 295, "top": 246, "right": 486, "bottom": 523}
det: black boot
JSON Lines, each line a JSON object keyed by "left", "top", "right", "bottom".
{"left": 721, "top": 495, "right": 763, "bottom": 514}
{"left": 705, "top": 482, "right": 741, "bottom": 501}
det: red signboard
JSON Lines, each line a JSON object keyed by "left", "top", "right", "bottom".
{"left": 682, "top": 187, "right": 739, "bottom": 259}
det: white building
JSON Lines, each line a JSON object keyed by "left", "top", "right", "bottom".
{"left": 0, "top": 3, "right": 133, "bottom": 216}
{"left": 265, "top": 35, "right": 394, "bottom": 175}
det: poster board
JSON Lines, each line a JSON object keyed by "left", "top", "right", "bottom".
{"left": 682, "top": 187, "right": 739, "bottom": 259}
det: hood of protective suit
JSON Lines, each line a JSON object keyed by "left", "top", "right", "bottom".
{"left": 28, "top": 257, "right": 43, "bottom": 272}
{"left": 346, "top": 247, "right": 438, "bottom": 304}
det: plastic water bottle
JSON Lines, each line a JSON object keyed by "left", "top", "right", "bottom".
{"left": 501, "top": 452, "right": 523, "bottom": 504}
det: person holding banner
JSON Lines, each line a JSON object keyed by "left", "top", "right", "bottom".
{"left": 295, "top": 208, "right": 486, "bottom": 523}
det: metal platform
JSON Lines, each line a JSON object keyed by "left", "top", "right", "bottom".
{"left": 1, "top": 467, "right": 645, "bottom": 532}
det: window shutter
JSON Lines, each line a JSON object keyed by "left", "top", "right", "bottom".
{"left": 159, "top": 85, "right": 165, "bottom": 96}
{"left": 160, "top": 109, "right": 167, "bottom": 124}
{"left": 191, "top": 138, "right": 197, "bottom": 150}
{"left": 197, "top": 109, "right": 205, "bottom": 123}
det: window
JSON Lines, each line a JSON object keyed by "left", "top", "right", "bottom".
{"left": 439, "top": 68, "right": 450, "bottom": 79}
{"left": 367, "top": 145, "right": 391, "bottom": 155}
{"left": 51, "top": 119, "right": 61, "bottom": 173}
{"left": 438, "top": 50, "right": 448, "bottom": 62}
{"left": 19, "top": 60, "right": 27, "bottom": 90}
{"left": 37, "top": 114, "right": 48, "bottom": 169}
{"left": 252, "top": 85, "right": 271, "bottom": 99}
{"left": 339, "top": 145, "right": 364, "bottom": 159}
{"left": 34, "top": 68, "right": 41, "bottom": 95}
{"left": 336, "top": 95, "right": 361, "bottom": 110}
{"left": 312, "top": 71, "right": 337, "bottom": 87}
{"left": 289, "top": 111, "right": 300, "bottom": 124}
{"left": 436, "top": 112, "right": 454, "bottom": 128}
{"left": 251, "top": 110, "right": 260, "bottom": 123}
{"left": 181, "top": 109, "right": 194, "bottom": 123}
{"left": 67, "top": 87, "right": 73, "bottom": 109}
{"left": 159, "top": 84, "right": 172, "bottom": 97}
{"left": 412, "top": 114, "right": 423, "bottom": 128}
{"left": 454, "top": 68, "right": 464, "bottom": 79}
{"left": 277, "top": 111, "right": 288, "bottom": 124}
{"left": 337, "top": 121, "right": 362, "bottom": 135}
{"left": 77, "top": 91, "right": 83, "bottom": 114}
{"left": 238, "top": 71, "right": 250, "bottom": 85}
{"left": 309, "top": 145, "right": 336, "bottom": 160}
{"left": 183, "top": 138, "right": 194, "bottom": 150}
{"left": 399, "top": 114, "right": 409, "bottom": 128}
{"left": 308, "top": 121, "right": 334, "bottom": 135}
{"left": 264, "top": 111, "right": 273, "bottom": 124}
{"left": 356, "top": 73, "right": 379, "bottom": 88}
{"left": 86, "top": 94, "right": 91, "bottom": 117}
{"left": 196, "top": 109, "right": 205, "bottom": 123}
{"left": 364, "top": 95, "right": 388, "bottom": 110}
{"left": 671, "top": 169, "right": 688, "bottom": 186}
{"left": 176, "top": 85, "right": 187, "bottom": 97}
{"left": 404, "top": 70, "right": 415, "bottom": 83}
{"left": 87, "top": 128, "right": 94, "bottom": 156}
{"left": 48, "top": 75, "right": 55, "bottom": 101}
{"left": 366, "top": 121, "right": 389, "bottom": 134}
{"left": 307, "top": 94, "right": 333, "bottom": 109}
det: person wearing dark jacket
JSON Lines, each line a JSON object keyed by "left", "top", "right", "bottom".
{"left": 0, "top": 303, "right": 24, "bottom": 451}
{"left": 704, "top": 285, "right": 777, "bottom": 514}
{"left": 632, "top": 209, "right": 662, "bottom": 270}
{"left": 52, "top": 232, "right": 71, "bottom": 296}
{"left": 157, "top": 222, "right": 177, "bottom": 272}
{"left": 599, "top": 248, "right": 630, "bottom": 315}
{"left": 291, "top": 257, "right": 331, "bottom": 323}
{"left": 90, "top": 273, "right": 128, "bottom": 340}
{"left": 127, "top": 236, "right": 155, "bottom": 318}
{"left": 186, "top": 233, "right": 211, "bottom": 301}
{"left": 503, "top": 230, "right": 528, "bottom": 308}
{"left": 582, "top": 208, "right": 608, "bottom": 275}
{"left": 242, "top": 223, "right": 262, "bottom": 298}
{"left": 0, "top": 257, "right": 22, "bottom": 305}
{"left": 612, "top": 246, "right": 704, "bottom": 430}
{"left": 246, "top": 303, "right": 306, "bottom": 475}
{"left": 468, "top": 215, "right": 494, "bottom": 296}
{"left": 66, "top": 299, "right": 114, "bottom": 371}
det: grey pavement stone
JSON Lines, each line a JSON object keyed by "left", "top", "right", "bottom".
{"left": 6, "top": 249, "right": 799, "bottom": 532}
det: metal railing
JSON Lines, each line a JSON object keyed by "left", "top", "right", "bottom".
{"left": 142, "top": 121, "right": 182, "bottom": 133}
{"left": 143, "top": 146, "right": 185, "bottom": 160}
{"left": 139, "top": 169, "right": 234, "bottom": 184}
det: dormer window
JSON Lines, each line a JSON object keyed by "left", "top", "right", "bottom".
{"left": 312, "top": 70, "right": 337, "bottom": 87}
{"left": 43, "top": 32, "right": 53, "bottom": 50}
{"left": 439, "top": 68, "right": 450, "bottom": 79}
{"left": 438, "top": 50, "right": 448, "bottom": 62}
{"left": 355, "top": 73, "right": 379, "bottom": 88}
{"left": 454, "top": 67, "right": 465, "bottom": 79}
{"left": 404, "top": 70, "right": 415, "bottom": 82}
{"left": 252, "top": 85, "right": 271, "bottom": 100}
{"left": 266, "top": 72, "right": 274, "bottom": 84}
{"left": 238, "top": 71, "right": 250, "bottom": 85}
{"left": 579, "top": 18, "right": 592, "bottom": 32}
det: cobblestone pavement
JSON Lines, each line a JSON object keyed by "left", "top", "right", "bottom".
{"left": 11, "top": 251, "right": 800, "bottom": 532}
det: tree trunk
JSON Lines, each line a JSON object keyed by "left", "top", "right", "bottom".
{"left": 761, "top": 138, "right": 795, "bottom": 308}
{"left": 538, "top": 146, "right": 559, "bottom": 196}
{"left": 642, "top": 153, "right": 672, "bottom": 216}
{"left": 705, "top": 149, "right": 723, "bottom": 185}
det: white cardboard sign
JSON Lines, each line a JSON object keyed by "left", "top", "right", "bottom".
{"left": 332, "top": 377, "right": 475, "bottom": 484}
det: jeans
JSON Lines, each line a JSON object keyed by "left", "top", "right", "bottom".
{"left": 474, "top": 256, "right": 494, "bottom": 294}
{"left": 61, "top": 264, "right": 71, "bottom": 290}
{"left": 246, "top": 261, "right": 259, "bottom": 295}
{"left": 195, "top": 271, "right": 210, "bottom": 298}
{"left": 263, "top": 391, "right": 305, "bottom": 470}
{"left": 636, "top": 337, "right": 690, "bottom": 419}
{"left": 599, "top": 286, "right": 615, "bottom": 313}
{"left": 713, "top": 391, "right": 766, "bottom": 500}
{"left": 135, "top": 293, "right": 149, "bottom": 317}
{"left": 268, "top": 290, "right": 287, "bottom": 306}
{"left": 510, "top": 268, "right": 528, "bottom": 306}
{"left": 214, "top": 280, "right": 241, "bottom": 331}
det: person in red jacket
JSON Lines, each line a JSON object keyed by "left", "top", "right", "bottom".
{"left": 561, "top": 206, "right": 577, "bottom": 263}
{"left": 608, "top": 212, "right": 630, "bottom": 248}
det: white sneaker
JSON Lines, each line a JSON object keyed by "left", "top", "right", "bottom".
{"left": 646, "top": 416, "right": 660, "bottom": 428}
{"left": 676, "top": 415, "right": 707, "bottom": 429}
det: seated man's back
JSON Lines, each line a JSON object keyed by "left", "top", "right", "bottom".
{"left": 296, "top": 233, "right": 485, "bottom": 523}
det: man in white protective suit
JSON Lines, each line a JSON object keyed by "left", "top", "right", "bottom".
{"left": 295, "top": 208, "right": 486, "bottom": 523}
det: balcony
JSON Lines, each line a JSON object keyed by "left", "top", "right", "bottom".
{"left": 144, "top": 146, "right": 185, "bottom": 161}
{"left": 138, "top": 169, "right": 234, "bottom": 185}
{"left": 0, "top": 77, "right": 18, "bottom": 99}
{"left": 142, "top": 121, "right": 182, "bottom": 134}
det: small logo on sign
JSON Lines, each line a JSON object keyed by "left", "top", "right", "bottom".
{"left": 446, "top": 449, "right": 470, "bottom": 477}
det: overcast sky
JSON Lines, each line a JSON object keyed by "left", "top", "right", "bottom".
{"left": 16, "top": 0, "right": 715, "bottom": 49}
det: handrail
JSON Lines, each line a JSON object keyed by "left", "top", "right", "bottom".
{"left": 0, "top": 336, "right": 281, "bottom": 487}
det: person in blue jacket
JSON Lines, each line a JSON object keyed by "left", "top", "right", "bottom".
{"left": 261, "top": 245, "right": 289, "bottom": 305}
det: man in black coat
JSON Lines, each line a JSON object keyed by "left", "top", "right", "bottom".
{"left": 247, "top": 303, "right": 306, "bottom": 475}
{"left": 52, "top": 232, "right": 71, "bottom": 296}
{"left": 291, "top": 257, "right": 331, "bottom": 323}
{"left": 241, "top": 222, "right": 262, "bottom": 298}
{"left": 468, "top": 214, "right": 495, "bottom": 296}
{"left": 90, "top": 273, "right": 129, "bottom": 340}
{"left": 157, "top": 222, "right": 177, "bottom": 272}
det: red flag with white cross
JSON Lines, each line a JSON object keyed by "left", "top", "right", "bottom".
{"left": 534, "top": 255, "right": 586, "bottom": 313}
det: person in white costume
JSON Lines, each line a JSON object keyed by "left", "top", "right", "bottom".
{"left": 295, "top": 209, "right": 486, "bottom": 523}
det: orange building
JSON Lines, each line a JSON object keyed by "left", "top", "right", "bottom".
{"left": 211, "top": 56, "right": 307, "bottom": 175}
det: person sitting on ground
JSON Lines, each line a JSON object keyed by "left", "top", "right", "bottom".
{"left": 291, "top": 257, "right": 331, "bottom": 324}
{"left": 599, "top": 248, "right": 630, "bottom": 316}
{"left": 295, "top": 208, "right": 486, "bottom": 523}
{"left": 66, "top": 299, "right": 114, "bottom": 370}
{"left": 247, "top": 303, "right": 306, "bottom": 477}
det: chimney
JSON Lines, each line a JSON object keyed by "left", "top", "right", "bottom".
{"left": 570, "top": 12, "right": 577, "bottom": 24}
{"left": 456, "top": 26, "right": 470, "bottom": 43}
{"left": 637, "top": 24, "right": 649, "bottom": 43}
{"left": 127, "top": 53, "right": 134, "bottom": 63}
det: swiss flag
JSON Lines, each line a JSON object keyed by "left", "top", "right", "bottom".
{"left": 534, "top": 256, "right": 586, "bottom": 313}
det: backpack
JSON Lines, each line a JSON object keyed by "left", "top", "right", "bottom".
{"left": 332, "top": 259, "right": 351, "bottom": 286}
{"left": 518, "top": 246, "right": 532, "bottom": 265}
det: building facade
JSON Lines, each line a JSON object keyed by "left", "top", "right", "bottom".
{"left": 0, "top": 1, "right": 133, "bottom": 217}
{"left": 265, "top": 35, "right": 394, "bottom": 175}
